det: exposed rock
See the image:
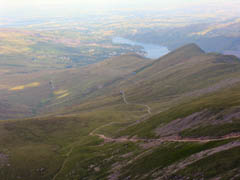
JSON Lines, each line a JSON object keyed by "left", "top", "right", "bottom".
{"left": 154, "top": 141, "right": 240, "bottom": 179}
{"left": 94, "top": 167, "right": 100, "bottom": 172}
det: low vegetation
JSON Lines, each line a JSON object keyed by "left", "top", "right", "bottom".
{"left": 117, "top": 82, "right": 240, "bottom": 138}
{"left": 180, "top": 120, "right": 240, "bottom": 138}
{"left": 176, "top": 146, "right": 240, "bottom": 180}
{"left": 0, "top": 44, "right": 240, "bottom": 179}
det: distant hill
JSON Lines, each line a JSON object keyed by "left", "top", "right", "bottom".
{"left": 127, "top": 18, "right": 240, "bottom": 54}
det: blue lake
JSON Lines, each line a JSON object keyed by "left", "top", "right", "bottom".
{"left": 112, "top": 37, "right": 169, "bottom": 59}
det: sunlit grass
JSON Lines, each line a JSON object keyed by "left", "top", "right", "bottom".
{"left": 9, "top": 82, "right": 40, "bottom": 91}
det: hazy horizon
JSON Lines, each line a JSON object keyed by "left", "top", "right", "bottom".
{"left": 1, "top": 0, "right": 240, "bottom": 18}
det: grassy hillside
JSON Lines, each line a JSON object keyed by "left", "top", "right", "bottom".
{"left": 112, "top": 44, "right": 240, "bottom": 113}
{"left": 0, "top": 53, "right": 151, "bottom": 119}
{"left": 0, "top": 44, "right": 240, "bottom": 180}
{"left": 55, "top": 44, "right": 240, "bottom": 118}
{"left": 3, "top": 43, "right": 240, "bottom": 119}
{"left": 1, "top": 85, "right": 239, "bottom": 180}
{"left": 116, "top": 81, "right": 240, "bottom": 138}
{"left": 0, "top": 102, "right": 146, "bottom": 180}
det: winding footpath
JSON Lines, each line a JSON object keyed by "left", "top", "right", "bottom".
{"left": 90, "top": 122, "right": 240, "bottom": 143}
{"left": 53, "top": 90, "right": 240, "bottom": 180}
{"left": 50, "top": 80, "right": 55, "bottom": 90}
{"left": 120, "top": 90, "right": 152, "bottom": 115}
{"left": 89, "top": 90, "right": 152, "bottom": 142}
{"left": 90, "top": 91, "right": 240, "bottom": 143}
{"left": 52, "top": 146, "right": 74, "bottom": 180}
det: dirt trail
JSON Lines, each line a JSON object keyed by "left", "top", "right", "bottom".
{"left": 89, "top": 121, "right": 240, "bottom": 143}
{"left": 91, "top": 123, "right": 240, "bottom": 180}
{"left": 50, "top": 80, "right": 55, "bottom": 89}
{"left": 89, "top": 122, "right": 138, "bottom": 143}
{"left": 90, "top": 90, "right": 240, "bottom": 143}
{"left": 95, "top": 132, "right": 240, "bottom": 143}
{"left": 53, "top": 88, "right": 240, "bottom": 179}
{"left": 52, "top": 146, "right": 74, "bottom": 180}
{"left": 120, "top": 90, "right": 152, "bottom": 115}
{"left": 53, "top": 95, "right": 240, "bottom": 180}
{"left": 52, "top": 90, "right": 152, "bottom": 180}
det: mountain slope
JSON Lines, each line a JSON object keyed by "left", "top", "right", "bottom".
{"left": 43, "top": 44, "right": 240, "bottom": 117}
{"left": 0, "top": 53, "right": 151, "bottom": 119}
{"left": 107, "top": 80, "right": 240, "bottom": 180}
{"left": 113, "top": 44, "right": 240, "bottom": 112}
{"left": 38, "top": 53, "right": 152, "bottom": 113}
{"left": 0, "top": 44, "right": 240, "bottom": 180}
